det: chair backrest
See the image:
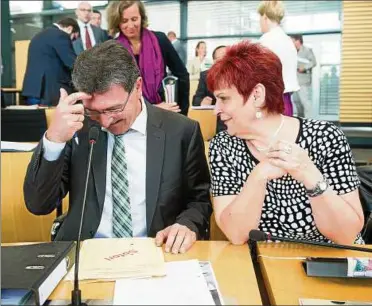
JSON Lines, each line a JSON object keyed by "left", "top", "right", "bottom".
{"left": 188, "top": 109, "right": 217, "bottom": 141}
{"left": 1, "top": 109, "right": 47, "bottom": 142}
{"left": 1, "top": 152, "right": 69, "bottom": 242}
{"left": 357, "top": 165, "right": 372, "bottom": 243}
{"left": 15, "top": 40, "right": 30, "bottom": 91}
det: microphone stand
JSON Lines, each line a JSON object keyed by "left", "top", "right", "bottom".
{"left": 70, "top": 137, "right": 97, "bottom": 306}
{"left": 248, "top": 240, "right": 271, "bottom": 306}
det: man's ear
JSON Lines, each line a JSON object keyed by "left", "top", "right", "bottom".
{"left": 136, "top": 77, "right": 143, "bottom": 95}
{"left": 66, "top": 26, "right": 73, "bottom": 35}
{"left": 252, "top": 83, "right": 266, "bottom": 108}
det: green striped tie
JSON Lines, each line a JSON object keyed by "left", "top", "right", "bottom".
{"left": 112, "top": 135, "right": 133, "bottom": 237}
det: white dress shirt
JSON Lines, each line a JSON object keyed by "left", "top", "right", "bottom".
{"left": 77, "top": 19, "right": 97, "bottom": 49}
{"left": 259, "top": 26, "right": 300, "bottom": 93}
{"left": 42, "top": 99, "right": 148, "bottom": 238}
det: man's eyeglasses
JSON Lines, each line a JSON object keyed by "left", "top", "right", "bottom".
{"left": 79, "top": 8, "right": 92, "bottom": 13}
{"left": 84, "top": 87, "right": 134, "bottom": 117}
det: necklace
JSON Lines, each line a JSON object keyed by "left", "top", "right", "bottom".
{"left": 253, "top": 115, "right": 285, "bottom": 152}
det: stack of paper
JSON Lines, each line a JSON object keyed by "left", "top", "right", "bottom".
{"left": 113, "top": 260, "right": 223, "bottom": 305}
{"left": 6, "top": 105, "right": 39, "bottom": 110}
{"left": 67, "top": 238, "right": 166, "bottom": 281}
{"left": 1, "top": 141, "right": 38, "bottom": 152}
{"left": 191, "top": 105, "right": 215, "bottom": 110}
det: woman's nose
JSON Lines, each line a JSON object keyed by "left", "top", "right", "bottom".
{"left": 214, "top": 101, "right": 222, "bottom": 116}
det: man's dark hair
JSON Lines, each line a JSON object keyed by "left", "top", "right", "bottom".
{"left": 212, "top": 45, "right": 226, "bottom": 60}
{"left": 93, "top": 9, "right": 101, "bottom": 16}
{"left": 72, "top": 40, "right": 140, "bottom": 94}
{"left": 290, "top": 34, "right": 303, "bottom": 44}
{"left": 57, "top": 17, "right": 80, "bottom": 34}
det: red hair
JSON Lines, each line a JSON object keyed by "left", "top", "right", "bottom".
{"left": 207, "top": 40, "right": 284, "bottom": 114}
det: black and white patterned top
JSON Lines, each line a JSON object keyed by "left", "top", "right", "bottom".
{"left": 209, "top": 117, "right": 363, "bottom": 244}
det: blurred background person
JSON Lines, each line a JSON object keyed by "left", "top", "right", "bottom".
{"left": 207, "top": 41, "right": 364, "bottom": 245}
{"left": 22, "top": 18, "right": 80, "bottom": 106}
{"left": 167, "top": 31, "right": 186, "bottom": 64}
{"left": 73, "top": 1, "right": 109, "bottom": 55}
{"left": 192, "top": 45, "right": 227, "bottom": 133}
{"left": 90, "top": 9, "right": 102, "bottom": 28}
{"left": 107, "top": 0, "right": 190, "bottom": 115}
{"left": 187, "top": 41, "right": 212, "bottom": 80}
{"left": 257, "top": 0, "right": 299, "bottom": 116}
{"left": 290, "top": 34, "right": 317, "bottom": 118}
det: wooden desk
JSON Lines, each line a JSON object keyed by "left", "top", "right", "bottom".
{"left": 1, "top": 87, "right": 22, "bottom": 105}
{"left": 1, "top": 87, "right": 22, "bottom": 93}
{"left": 257, "top": 242, "right": 372, "bottom": 305}
{"left": 50, "top": 241, "right": 261, "bottom": 305}
{"left": 1, "top": 152, "right": 68, "bottom": 242}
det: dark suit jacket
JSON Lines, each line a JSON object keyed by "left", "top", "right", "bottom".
{"left": 22, "top": 26, "right": 76, "bottom": 106}
{"left": 72, "top": 24, "right": 109, "bottom": 55}
{"left": 192, "top": 70, "right": 226, "bottom": 133}
{"left": 24, "top": 103, "right": 212, "bottom": 241}
{"left": 172, "top": 39, "right": 187, "bottom": 64}
{"left": 121, "top": 31, "right": 189, "bottom": 116}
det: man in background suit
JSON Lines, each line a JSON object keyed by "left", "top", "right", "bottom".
{"left": 90, "top": 9, "right": 103, "bottom": 28}
{"left": 73, "top": 2, "right": 108, "bottom": 55}
{"left": 22, "top": 18, "right": 80, "bottom": 106}
{"left": 24, "top": 41, "right": 212, "bottom": 254}
{"left": 167, "top": 31, "right": 186, "bottom": 64}
{"left": 192, "top": 45, "right": 227, "bottom": 133}
{"left": 290, "top": 34, "right": 317, "bottom": 118}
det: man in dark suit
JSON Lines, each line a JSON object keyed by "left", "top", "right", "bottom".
{"left": 73, "top": 2, "right": 109, "bottom": 55}
{"left": 24, "top": 41, "right": 212, "bottom": 254}
{"left": 167, "top": 31, "right": 186, "bottom": 64}
{"left": 22, "top": 18, "right": 80, "bottom": 106}
{"left": 192, "top": 45, "right": 227, "bottom": 133}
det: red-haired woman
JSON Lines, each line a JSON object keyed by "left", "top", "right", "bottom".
{"left": 208, "top": 41, "right": 364, "bottom": 245}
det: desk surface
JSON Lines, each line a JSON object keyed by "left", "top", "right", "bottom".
{"left": 47, "top": 241, "right": 261, "bottom": 305}
{"left": 257, "top": 242, "right": 372, "bottom": 305}
{"left": 1, "top": 87, "right": 22, "bottom": 92}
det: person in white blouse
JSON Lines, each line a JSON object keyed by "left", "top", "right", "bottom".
{"left": 187, "top": 41, "right": 213, "bottom": 81}
{"left": 257, "top": 0, "right": 299, "bottom": 116}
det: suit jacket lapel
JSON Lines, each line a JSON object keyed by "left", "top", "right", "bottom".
{"left": 145, "top": 103, "right": 165, "bottom": 231}
{"left": 91, "top": 129, "right": 108, "bottom": 212}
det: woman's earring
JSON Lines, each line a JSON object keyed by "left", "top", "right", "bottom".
{"left": 254, "top": 96, "right": 262, "bottom": 119}
{"left": 255, "top": 109, "right": 263, "bottom": 119}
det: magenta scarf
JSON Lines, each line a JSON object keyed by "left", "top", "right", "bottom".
{"left": 117, "top": 28, "right": 164, "bottom": 104}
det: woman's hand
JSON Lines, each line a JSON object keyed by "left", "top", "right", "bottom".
{"left": 267, "top": 140, "right": 323, "bottom": 188}
{"left": 254, "top": 159, "right": 287, "bottom": 182}
{"left": 155, "top": 102, "right": 181, "bottom": 113}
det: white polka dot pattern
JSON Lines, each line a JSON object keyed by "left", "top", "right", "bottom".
{"left": 209, "top": 118, "right": 363, "bottom": 244}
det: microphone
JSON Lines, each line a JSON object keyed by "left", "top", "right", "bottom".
{"left": 70, "top": 126, "right": 100, "bottom": 306}
{"left": 249, "top": 229, "right": 372, "bottom": 254}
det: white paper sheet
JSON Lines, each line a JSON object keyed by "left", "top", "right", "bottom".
{"left": 113, "top": 260, "right": 215, "bottom": 305}
{"left": 1, "top": 141, "right": 38, "bottom": 151}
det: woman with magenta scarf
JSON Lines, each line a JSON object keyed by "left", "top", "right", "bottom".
{"left": 107, "top": 0, "right": 190, "bottom": 115}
